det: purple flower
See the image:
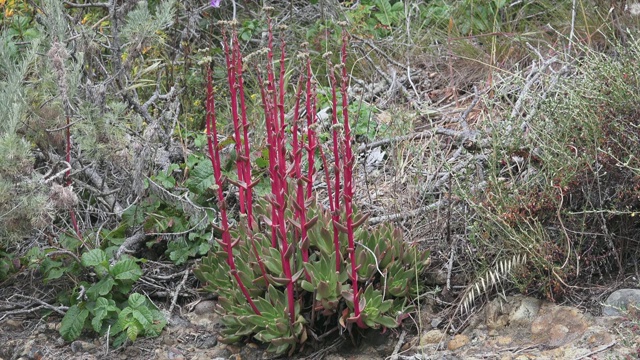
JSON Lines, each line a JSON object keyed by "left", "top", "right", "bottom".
{"left": 210, "top": 0, "right": 221, "bottom": 7}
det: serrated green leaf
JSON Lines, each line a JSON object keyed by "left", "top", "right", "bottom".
{"left": 60, "top": 305, "right": 89, "bottom": 341}
{"left": 110, "top": 259, "right": 142, "bottom": 281}
{"left": 81, "top": 249, "right": 107, "bottom": 267}
{"left": 184, "top": 161, "right": 215, "bottom": 194}
{"left": 91, "top": 302, "right": 108, "bottom": 332}
{"left": 126, "top": 321, "right": 141, "bottom": 341}
{"left": 132, "top": 308, "right": 152, "bottom": 327}
{"left": 128, "top": 293, "right": 147, "bottom": 308}
{"left": 86, "top": 277, "right": 116, "bottom": 299}
{"left": 44, "top": 266, "right": 66, "bottom": 281}
{"left": 113, "top": 332, "right": 128, "bottom": 348}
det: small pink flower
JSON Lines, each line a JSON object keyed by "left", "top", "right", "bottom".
{"left": 210, "top": 0, "right": 221, "bottom": 7}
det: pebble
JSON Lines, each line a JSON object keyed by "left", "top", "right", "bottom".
{"left": 420, "top": 329, "right": 445, "bottom": 345}
{"left": 447, "top": 334, "right": 469, "bottom": 351}
{"left": 71, "top": 340, "right": 96, "bottom": 353}
{"left": 603, "top": 289, "right": 640, "bottom": 316}
{"left": 194, "top": 300, "right": 217, "bottom": 315}
{"left": 2, "top": 319, "right": 22, "bottom": 330}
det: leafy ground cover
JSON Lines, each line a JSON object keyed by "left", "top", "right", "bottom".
{"left": 0, "top": 0, "right": 639, "bottom": 357}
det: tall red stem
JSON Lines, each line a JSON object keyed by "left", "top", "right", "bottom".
{"left": 304, "top": 53, "right": 317, "bottom": 200}
{"left": 258, "top": 18, "right": 296, "bottom": 324}
{"left": 290, "top": 77, "right": 310, "bottom": 272}
{"left": 338, "top": 32, "right": 363, "bottom": 327}
{"left": 276, "top": 37, "right": 296, "bottom": 325}
{"left": 232, "top": 28, "right": 256, "bottom": 229}
{"left": 222, "top": 29, "right": 246, "bottom": 216}
{"left": 326, "top": 55, "right": 342, "bottom": 272}
{"left": 206, "top": 66, "right": 260, "bottom": 315}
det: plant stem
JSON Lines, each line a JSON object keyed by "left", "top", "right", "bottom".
{"left": 304, "top": 50, "right": 317, "bottom": 201}
{"left": 291, "top": 77, "right": 310, "bottom": 274}
{"left": 338, "top": 31, "right": 363, "bottom": 327}
{"left": 222, "top": 28, "right": 247, "bottom": 217}
{"left": 206, "top": 66, "right": 260, "bottom": 315}
{"left": 326, "top": 54, "right": 342, "bottom": 272}
{"left": 232, "top": 27, "right": 256, "bottom": 229}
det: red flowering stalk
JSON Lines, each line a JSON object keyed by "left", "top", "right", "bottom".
{"left": 231, "top": 27, "right": 258, "bottom": 229}
{"left": 221, "top": 28, "right": 248, "bottom": 217}
{"left": 206, "top": 66, "right": 260, "bottom": 315}
{"left": 337, "top": 31, "right": 364, "bottom": 328}
{"left": 325, "top": 52, "right": 342, "bottom": 272}
{"left": 303, "top": 48, "right": 318, "bottom": 201}
{"left": 256, "top": 17, "right": 296, "bottom": 324}
{"left": 276, "top": 35, "right": 296, "bottom": 325}
{"left": 290, "top": 76, "right": 311, "bottom": 274}
{"left": 257, "top": 18, "right": 280, "bottom": 250}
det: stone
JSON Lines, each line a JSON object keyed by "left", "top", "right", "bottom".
{"left": 508, "top": 297, "right": 542, "bottom": 326}
{"left": 323, "top": 356, "right": 346, "bottom": 360}
{"left": 194, "top": 300, "right": 217, "bottom": 315}
{"left": 485, "top": 297, "right": 513, "bottom": 331}
{"left": 2, "top": 319, "right": 22, "bottom": 330}
{"left": 603, "top": 289, "right": 640, "bottom": 316}
{"left": 496, "top": 336, "right": 513, "bottom": 346}
{"left": 167, "top": 347, "right": 185, "bottom": 360}
{"left": 447, "top": 334, "right": 470, "bottom": 351}
{"left": 193, "top": 333, "right": 217, "bottom": 349}
{"left": 70, "top": 340, "right": 96, "bottom": 353}
{"left": 420, "top": 329, "right": 445, "bottom": 345}
{"left": 531, "top": 305, "right": 589, "bottom": 348}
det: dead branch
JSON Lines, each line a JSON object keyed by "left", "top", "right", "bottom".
{"left": 368, "top": 199, "right": 449, "bottom": 226}
{"left": 114, "top": 230, "right": 146, "bottom": 260}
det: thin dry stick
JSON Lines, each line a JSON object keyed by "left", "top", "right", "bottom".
{"left": 168, "top": 269, "right": 190, "bottom": 315}
{"left": 388, "top": 329, "right": 407, "bottom": 360}
{"left": 368, "top": 199, "right": 449, "bottom": 225}
{"left": 576, "top": 341, "right": 616, "bottom": 359}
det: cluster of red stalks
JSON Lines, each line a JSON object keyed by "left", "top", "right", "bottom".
{"left": 205, "top": 20, "right": 366, "bottom": 327}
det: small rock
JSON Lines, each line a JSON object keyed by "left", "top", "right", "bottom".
{"left": 162, "top": 334, "right": 177, "bottom": 346}
{"left": 508, "top": 297, "right": 542, "bottom": 326}
{"left": 447, "top": 334, "right": 470, "bottom": 351}
{"left": 430, "top": 317, "right": 443, "bottom": 328}
{"left": 3, "top": 319, "right": 22, "bottom": 330}
{"left": 194, "top": 333, "right": 217, "bottom": 349}
{"left": 167, "top": 347, "right": 185, "bottom": 360}
{"left": 20, "top": 339, "right": 40, "bottom": 359}
{"left": 420, "top": 329, "right": 445, "bottom": 345}
{"left": 226, "top": 345, "right": 242, "bottom": 354}
{"left": 194, "top": 300, "right": 217, "bottom": 315}
{"left": 324, "top": 356, "right": 346, "bottom": 360}
{"left": 71, "top": 340, "right": 96, "bottom": 353}
{"left": 35, "top": 324, "right": 47, "bottom": 333}
{"left": 496, "top": 336, "right": 513, "bottom": 346}
{"left": 603, "top": 289, "right": 640, "bottom": 316}
{"left": 549, "top": 324, "right": 569, "bottom": 340}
